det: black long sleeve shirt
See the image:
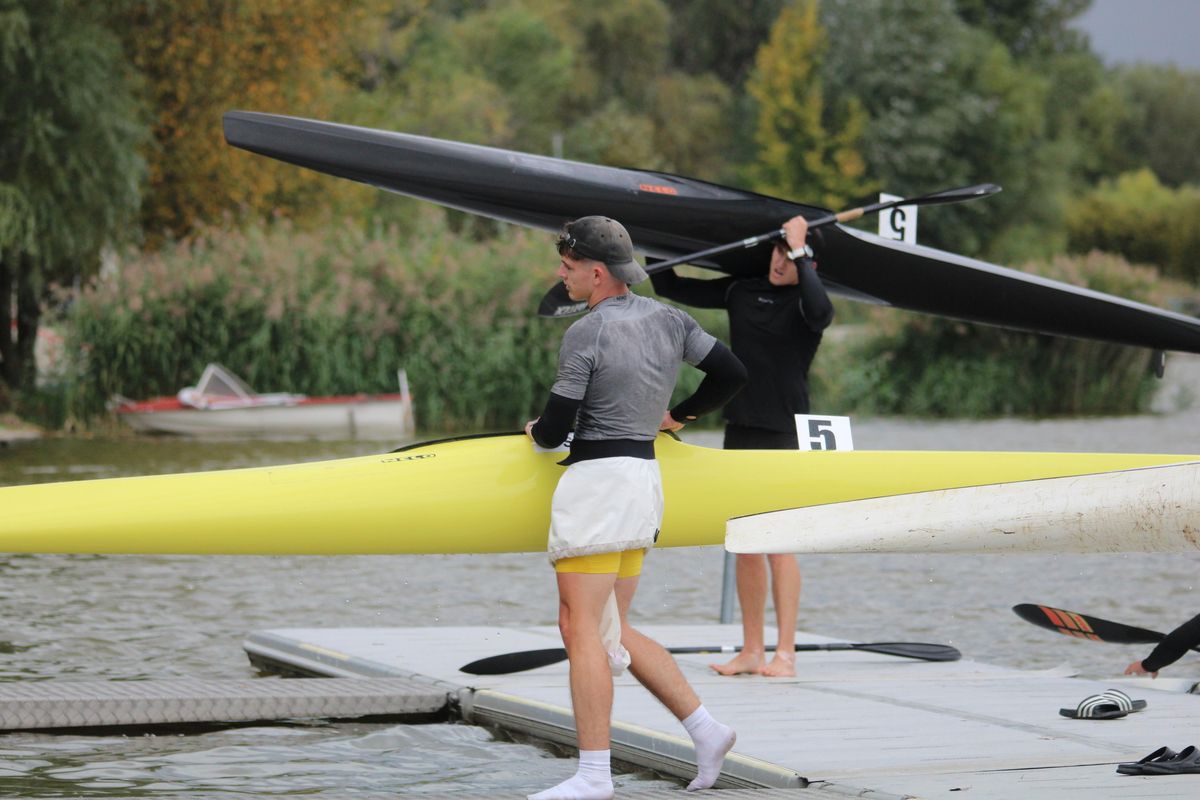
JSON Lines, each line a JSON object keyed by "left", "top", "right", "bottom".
{"left": 651, "top": 261, "right": 833, "bottom": 433}
{"left": 1142, "top": 612, "right": 1200, "bottom": 672}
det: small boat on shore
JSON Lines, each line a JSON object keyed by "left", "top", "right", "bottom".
{"left": 113, "top": 363, "right": 414, "bottom": 440}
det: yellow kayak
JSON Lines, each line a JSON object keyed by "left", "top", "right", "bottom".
{"left": 1, "top": 432, "right": 1196, "bottom": 555}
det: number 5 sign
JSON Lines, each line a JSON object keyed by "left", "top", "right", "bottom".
{"left": 795, "top": 414, "right": 855, "bottom": 451}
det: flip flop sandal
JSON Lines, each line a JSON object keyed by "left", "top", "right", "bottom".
{"left": 1059, "top": 692, "right": 1130, "bottom": 719}
{"left": 1141, "top": 745, "right": 1200, "bottom": 775}
{"left": 1117, "top": 746, "right": 1178, "bottom": 775}
{"left": 1101, "top": 688, "right": 1147, "bottom": 714}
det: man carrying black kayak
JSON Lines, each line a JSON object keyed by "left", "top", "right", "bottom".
{"left": 651, "top": 214, "right": 833, "bottom": 677}
{"left": 525, "top": 215, "right": 746, "bottom": 800}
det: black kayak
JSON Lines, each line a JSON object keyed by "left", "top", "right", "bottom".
{"left": 223, "top": 110, "right": 1200, "bottom": 354}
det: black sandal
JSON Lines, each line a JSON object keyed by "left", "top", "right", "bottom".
{"left": 1117, "top": 746, "right": 1177, "bottom": 775}
{"left": 1142, "top": 745, "right": 1200, "bottom": 775}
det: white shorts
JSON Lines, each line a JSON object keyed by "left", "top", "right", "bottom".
{"left": 547, "top": 457, "right": 663, "bottom": 564}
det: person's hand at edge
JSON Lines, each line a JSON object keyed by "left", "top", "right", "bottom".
{"left": 1124, "top": 660, "right": 1158, "bottom": 678}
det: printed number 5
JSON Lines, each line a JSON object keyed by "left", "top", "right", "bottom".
{"left": 808, "top": 419, "right": 837, "bottom": 451}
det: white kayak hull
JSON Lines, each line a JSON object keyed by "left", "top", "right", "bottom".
{"left": 726, "top": 461, "right": 1200, "bottom": 554}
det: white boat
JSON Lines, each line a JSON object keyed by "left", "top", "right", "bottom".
{"left": 725, "top": 460, "right": 1200, "bottom": 555}
{"left": 113, "top": 363, "right": 415, "bottom": 439}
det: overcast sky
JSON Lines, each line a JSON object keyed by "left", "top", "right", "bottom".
{"left": 1073, "top": 0, "right": 1200, "bottom": 69}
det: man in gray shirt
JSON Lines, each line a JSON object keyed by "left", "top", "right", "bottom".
{"left": 525, "top": 216, "right": 747, "bottom": 800}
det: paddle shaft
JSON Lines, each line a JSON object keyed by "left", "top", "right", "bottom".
{"left": 537, "top": 183, "right": 1001, "bottom": 317}
{"left": 645, "top": 183, "right": 1000, "bottom": 276}
{"left": 1013, "top": 604, "right": 1200, "bottom": 652}
{"left": 459, "top": 640, "right": 960, "bottom": 675}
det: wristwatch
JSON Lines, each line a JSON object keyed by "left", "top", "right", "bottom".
{"left": 786, "top": 243, "right": 813, "bottom": 261}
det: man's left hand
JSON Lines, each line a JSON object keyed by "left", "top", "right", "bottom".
{"left": 660, "top": 411, "right": 684, "bottom": 432}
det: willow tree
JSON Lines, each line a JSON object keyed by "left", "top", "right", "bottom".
{"left": 744, "top": 0, "right": 872, "bottom": 209}
{"left": 0, "top": 0, "right": 146, "bottom": 397}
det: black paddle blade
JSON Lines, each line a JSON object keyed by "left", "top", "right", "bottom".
{"left": 847, "top": 642, "right": 961, "bottom": 662}
{"left": 537, "top": 283, "right": 588, "bottom": 318}
{"left": 460, "top": 647, "right": 568, "bottom": 675}
{"left": 1012, "top": 603, "right": 1165, "bottom": 645}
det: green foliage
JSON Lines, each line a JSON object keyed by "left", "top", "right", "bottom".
{"left": 819, "top": 0, "right": 1065, "bottom": 261}
{"left": 0, "top": 0, "right": 147, "bottom": 393}
{"left": 340, "top": 0, "right": 741, "bottom": 186}
{"left": 100, "top": 0, "right": 374, "bottom": 245}
{"left": 573, "top": 0, "right": 671, "bottom": 107}
{"left": 814, "top": 252, "right": 1195, "bottom": 417}
{"left": 744, "top": 0, "right": 872, "bottom": 209}
{"left": 455, "top": 5, "right": 576, "bottom": 150}
{"left": 645, "top": 73, "right": 735, "bottom": 179}
{"left": 14, "top": 0, "right": 1200, "bottom": 431}
{"left": 1036, "top": 48, "right": 1121, "bottom": 186}
{"left": 1066, "top": 170, "right": 1200, "bottom": 284}
{"left": 663, "top": 0, "right": 786, "bottom": 86}
{"left": 1107, "top": 64, "right": 1200, "bottom": 188}
{"left": 58, "top": 210, "right": 573, "bottom": 432}
{"left": 954, "top": 0, "right": 1092, "bottom": 59}
{"left": 0, "top": 0, "right": 146, "bottom": 267}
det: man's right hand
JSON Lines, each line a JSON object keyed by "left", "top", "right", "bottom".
{"left": 782, "top": 215, "right": 809, "bottom": 255}
{"left": 660, "top": 411, "right": 685, "bottom": 432}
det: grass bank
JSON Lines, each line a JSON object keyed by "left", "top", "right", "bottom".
{"left": 31, "top": 215, "right": 1195, "bottom": 432}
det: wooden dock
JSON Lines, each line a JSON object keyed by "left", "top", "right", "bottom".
{"left": 245, "top": 623, "right": 1200, "bottom": 799}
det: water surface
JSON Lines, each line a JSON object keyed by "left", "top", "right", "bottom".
{"left": 3, "top": 394, "right": 1199, "bottom": 795}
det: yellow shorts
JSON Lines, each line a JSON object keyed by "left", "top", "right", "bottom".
{"left": 554, "top": 549, "right": 646, "bottom": 578}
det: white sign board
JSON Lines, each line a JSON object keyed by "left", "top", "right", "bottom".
{"left": 878, "top": 192, "right": 917, "bottom": 244}
{"left": 795, "top": 414, "right": 855, "bottom": 451}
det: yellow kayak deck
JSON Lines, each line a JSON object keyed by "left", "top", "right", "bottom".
{"left": 2, "top": 432, "right": 1196, "bottom": 555}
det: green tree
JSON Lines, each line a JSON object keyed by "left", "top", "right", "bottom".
{"left": 1066, "top": 169, "right": 1200, "bottom": 284}
{"left": 954, "top": 0, "right": 1092, "bottom": 59}
{"left": 101, "top": 0, "right": 377, "bottom": 245}
{"left": 1108, "top": 64, "right": 1200, "bottom": 188}
{"left": 647, "top": 72, "right": 734, "bottom": 179}
{"left": 0, "top": 0, "right": 146, "bottom": 397}
{"left": 572, "top": 0, "right": 671, "bottom": 108}
{"left": 342, "top": 1, "right": 741, "bottom": 185}
{"left": 744, "top": 0, "right": 871, "bottom": 209}
{"left": 1035, "top": 48, "right": 1124, "bottom": 186}
{"left": 663, "top": 0, "right": 787, "bottom": 87}
{"left": 819, "top": 0, "right": 1062, "bottom": 260}
{"left": 455, "top": 5, "right": 576, "bottom": 152}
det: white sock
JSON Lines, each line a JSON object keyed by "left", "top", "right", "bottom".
{"left": 528, "top": 749, "right": 614, "bottom": 800}
{"left": 681, "top": 705, "right": 736, "bottom": 791}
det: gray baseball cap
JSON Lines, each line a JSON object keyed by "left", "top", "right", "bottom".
{"left": 556, "top": 216, "right": 649, "bottom": 284}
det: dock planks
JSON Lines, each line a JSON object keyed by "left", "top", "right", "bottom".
{"left": 243, "top": 623, "right": 1200, "bottom": 799}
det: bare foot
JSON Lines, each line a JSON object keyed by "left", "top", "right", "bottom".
{"left": 757, "top": 652, "right": 795, "bottom": 677}
{"left": 710, "top": 650, "right": 764, "bottom": 675}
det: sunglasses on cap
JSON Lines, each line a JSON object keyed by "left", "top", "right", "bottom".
{"left": 555, "top": 233, "right": 575, "bottom": 255}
